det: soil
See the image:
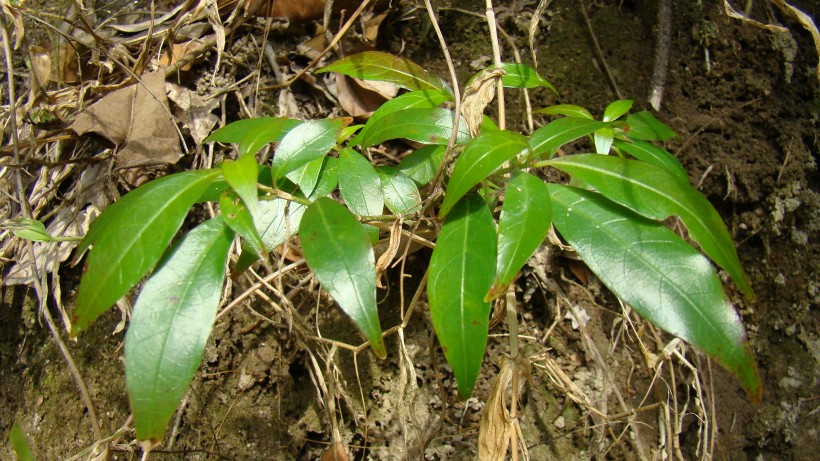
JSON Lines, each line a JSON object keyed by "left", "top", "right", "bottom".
{"left": 1, "top": 0, "right": 818, "bottom": 460}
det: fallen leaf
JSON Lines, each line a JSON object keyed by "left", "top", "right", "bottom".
{"left": 335, "top": 74, "right": 397, "bottom": 118}
{"left": 69, "top": 71, "right": 183, "bottom": 167}
{"left": 167, "top": 82, "right": 220, "bottom": 145}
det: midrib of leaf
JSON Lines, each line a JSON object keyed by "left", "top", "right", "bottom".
{"left": 555, "top": 191, "right": 737, "bottom": 355}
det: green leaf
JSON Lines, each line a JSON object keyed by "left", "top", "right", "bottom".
{"left": 439, "top": 130, "right": 529, "bottom": 218}
{"left": 287, "top": 156, "right": 325, "bottom": 198}
{"left": 338, "top": 148, "right": 384, "bottom": 217}
{"left": 271, "top": 119, "right": 343, "bottom": 181}
{"left": 489, "top": 172, "right": 552, "bottom": 300}
{"left": 397, "top": 145, "right": 446, "bottom": 186}
{"left": 547, "top": 154, "right": 753, "bottom": 299}
{"left": 219, "top": 190, "right": 265, "bottom": 257}
{"left": 300, "top": 198, "right": 386, "bottom": 358}
{"left": 72, "top": 169, "right": 221, "bottom": 335}
{"left": 377, "top": 166, "right": 422, "bottom": 215}
{"left": 547, "top": 184, "right": 761, "bottom": 400}
{"left": 125, "top": 217, "right": 233, "bottom": 443}
{"left": 496, "top": 62, "right": 556, "bottom": 91}
{"left": 358, "top": 108, "right": 471, "bottom": 148}
{"left": 594, "top": 127, "right": 615, "bottom": 154}
{"left": 353, "top": 89, "right": 452, "bottom": 146}
{"left": 221, "top": 153, "right": 260, "bottom": 215}
{"left": 3, "top": 217, "right": 52, "bottom": 242}
{"left": 603, "top": 99, "right": 634, "bottom": 122}
{"left": 317, "top": 51, "right": 451, "bottom": 94}
{"left": 10, "top": 420, "right": 34, "bottom": 461}
{"left": 428, "top": 194, "right": 496, "bottom": 397}
{"left": 309, "top": 157, "right": 339, "bottom": 200}
{"left": 615, "top": 139, "right": 688, "bottom": 181}
{"left": 203, "top": 117, "right": 301, "bottom": 157}
{"left": 256, "top": 198, "right": 306, "bottom": 251}
{"left": 626, "top": 111, "right": 676, "bottom": 141}
{"left": 533, "top": 104, "right": 594, "bottom": 119}
{"left": 529, "top": 117, "right": 608, "bottom": 158}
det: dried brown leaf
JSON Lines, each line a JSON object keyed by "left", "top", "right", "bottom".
{"left": 335, "top": 74, "right": 396, "bottom": 118}
{"left": 478, "top": 356, "right": 531, "bottom": 461}
{"left": 320, "top": 441, "right": 349, "bottom": 461}
{"left": 461, "top": 67, "right": 505, "bottom": 137}
{"left": 69, "top": 71, "right": 182, "bottom": 167}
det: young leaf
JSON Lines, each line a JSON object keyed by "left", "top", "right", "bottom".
{"left": 72, "top": 169, "right": 221, "bottom": 335}
{"left": 358, "top": 108, "right": 471, "bottom": 148}
{"left": 219, "top": 190, "right": 265, "bottom": 257}
{"left": 626, "top": 111, "right": 676, "bottom": 141}
{"left": 125, "top": 217, "right": 233, "bottom": 443}
{"left": 287, "top": 156, "right": 325, "bottom": 198}
{"left": 547, "top": 184, "right": 761, "bottom": 400}
{"left": 271, "top": 119, "right": 343, "bottom": 181}
{"left": 338, "top": 148, "right": 384, "bottom": 217}
{"left": 256, "top": 198, "right": 306, "bottom": 251}
{"left": 353, "top": 89, "right": 452, "bottom": 146}
{"left": 594, "top": 127, "right": 615, "bottom": 154}
{"left": 529, "top": 117, "right": 608, "bottom": 158}
{"left": 439, "top": 130, "right": 529, "bottom": 218}
{"left": 221, "top": 153, "right": 260, "bottom": 215}
{"left": 546, "top": 154, "right": 754, "bottom": 299}
{"left": 489, "top": 172, "right": 552, "bottom": 300}
{"left": 602, "top": 99, "right": 634, "bottom": 122}
{"left": 3, "top": 217, "right": 52, "bottom": 242}
{"left": 204, "top": 117, "right": 300, "bottom": 146}
{"left": 533, "top": 104, "right": 594, "bottom": 119}
{"left": 496, "top": 62, "right": 556, "bottom": 91}
{"left": 317, "top": 51, "right": 451, "bottom": 94}
{"left": 614, "top": 139, "right": 688, "bottom": 181}
{"left": 428, "top": 194, "right": 497, "bottom": 397}
{"left": 397, "top": 145, "right": 446, "bottom": 186}
{"left": 377, "top": 166, "right": 422, "bottom": 215}
{"left": 300, "top": 198, "right": 386, "bottom": 358}
{"left": 10, "top": 420, "right": 34, "bottom": 461}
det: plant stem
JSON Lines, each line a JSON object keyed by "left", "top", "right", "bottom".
{"left": 485, "top": 0, "right": 505, "bottom": 130}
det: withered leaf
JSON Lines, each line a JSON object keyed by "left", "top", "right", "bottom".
{"left": 461, "top": 67, "right": 505, "bottom": 137}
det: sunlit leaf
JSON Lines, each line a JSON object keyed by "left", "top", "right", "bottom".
{"left": 300, "top": 198, "right": 386, "bottom": 358}
{"left": 256, "top": 198, "right": 306, "bottom": 251}
{"left": 626, "top": 111, "right": 676, "bottom": 141}
{"left": 533, "top": 104, "right": 594, "bottom": 119}
{"left": 496, "top": 62, "right": 556, "bottom": 91}
{"left": 10, "top": 420, "right": 34, "bottom": 461}
{"left": 287, "top": 156, "right": 325, "bottom": 198}
{"left": 377, "top": 166, "right": 422, "bottom": 215}
{"left": 317, "top": 51, "right": 451, "bottom": 94}
{"left": 529, "top": 117, "right": 608, "bottom": 158}
{"left": 219, "top": 190, "right": 265, "bottom": 257}
{"left": 3, "top": 217, "right": 52, "bottom": 242}
{"left": 338, "top": 148, "right": 384, "bottom": 217}
{"left": 353, "top": 89, "right": 452, "bottom": 146}
{"left": 72, "top": 169, "right": 221, "bottom": 335}
{"left": 547, "top": 184, "right": 761, "bottom": 400}
{"left": 439, "top": 130, "right": 529, "bottom": 218}
{"left": 125, "top": 217, "right": 233, "bottom": 443}
{"left": 222, "top": 153, "right": 260, "bottom": 215}
{"left": 429, "top": 195, "right": 496, "bottom": 397}
{"left": 309, "top": 157, "right": 339, "bottom": 200}
{"left": 489, "top": 172, "right": 552, "bottom": 300}
{"left": 547, "top": 154, "right": 753, "bottom": 299}
{"left": 203, "top": 117, "right": 301, "bottom": 157}
{"left": 358, "top": 108, "right": 471, "bottom": 148}
{"left": 594, "top": 127, "right": 615, "bottom": 154}
{"left": 271, "top": 119, "right": 343, "bottom": 181}
{"left": 614, "top": 139, "right": 688, "bottom": 181}
{"left": 397, "top": 145, "right": 446, "bottom": 186}
{"left": 603, "top": 99, "right": 634, "bottom": 122}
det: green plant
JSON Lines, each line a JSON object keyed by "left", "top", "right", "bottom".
{"left": 68, "top": 51, "right": 760, "bottom": 448}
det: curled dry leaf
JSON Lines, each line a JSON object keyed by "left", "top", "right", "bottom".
{"left": 69, "top": 71, "right": 183, "bottom": 167}
{"left": 478, "top": 356, "right": 531, "bottom": 461}
{"left": 461, "top": 67, "right": 506, "bottom": 136}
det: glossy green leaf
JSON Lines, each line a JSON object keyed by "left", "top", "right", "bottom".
{"left": 594, "top": 127, "right": 615, "bottom": 154}
{"left": 271, "top": 119, "right": 343, "bottom": 181}
{"left": 338, "top": 148, "right": 384, "bottom": 217}
{"left": 359, "top": 108, "right": 471, "bottom": 148}
{"left": 256, "top": 198, "right": 306, "bottom": 251}
{"left": 287, "top": 156, "right": 325, "bottom": 198}
{"left": 439, "top": 130, "right": 529, "bottom": 218}
{"left": 397, "top": 145, "right": 446, "bottom": 186}
{"left": 300, "top": 198, "right": 386, "bottom": 358}
{"left": 125, "top": 217, "right": 232, "bottom": 443}
{"left": 615, "top": 139, "right": 688, "bottom": 181}
{"left": 72, "top": 169, "right": 221, "bottom": 335}
{"left": 204, "top": 117, "right": 299, "bottom": 144}
{"left": 10, "top": 420, "right": 34, "bottom": 461}
{"left": 428, "top": 195, "right": 496, "bottom": 397}
{"left": 529, "top": 117, "right": 608, "bottom": 158}
{"left": 317, "top": 51, "right": 451, "bottom": 94}
{"left": 377, "top": 166, "right": 422, "bottom": 215}
{"left": 547, "top": 154, "right": 753, "bottom": 299}
{"left": 309, "top": 157, "right": 339, "bottom": 200}
{"left": 489, "top": 172, "right": 552, "bottom": 300}
{"left": 547, "top": 184, "right": 760, "bottom": 400}
{"left": 222, "top": 153, "right": 260, "bottom": 215}
{"left": 353, "top": 89, "right": 452, "bottom": 146}
{"left": 626, "top": 111, "right": 676, "bottom": 141}
{"left": 219, "top": 190, "right": 265, "bottom": 257}
{"left": 495, "top": 62, "right": 556, "bottom": 91}
{"left": 533, "top": 104, "right": 594, "bottom": 119}
{"left": 603, "top": 99, "right": 634, "bottom": 122}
